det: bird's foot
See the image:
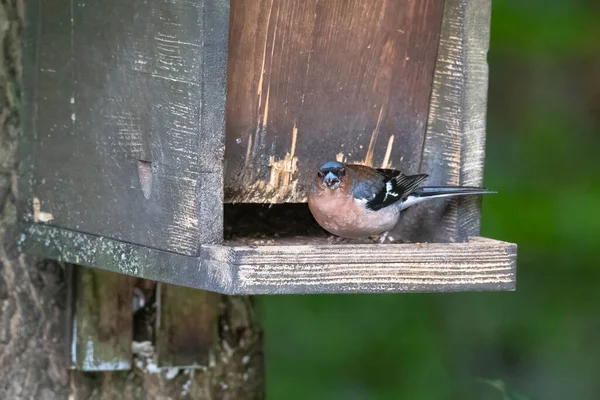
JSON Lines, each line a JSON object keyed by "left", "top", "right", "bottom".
{"left": 378, "top": 232, "right": 389, "bottom": 244}
{"left": 375, "top": 232, "right": 396, "bottom": 243}
{"left": 327, "top": 235, "right": 350, "bottom": 244}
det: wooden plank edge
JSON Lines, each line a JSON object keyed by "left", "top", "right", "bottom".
{"left": 17, "top": 222, "right": 237, "bottom": 294}
{"left": 68, "top": 266, "right": 133, "bottom": 371}
{"left": 402, "top": 0, "right": 493, "bottom": 243}
{"left": 197, "top": 0, "right": 229, "bottom": 244}
{"left": 456, "top": 0, "right": 492, "bottom": 238}
{"left": 409, "top": 0, "right": 467, "bottom": 242}
{"left": 154, "top": 282, "right": 219, "bottom": 369}
{"left": 203, "top": 237, "right": 517, "bottom": 295}
{"left": 19, "top": 223, "right": 516, "bottom": 295}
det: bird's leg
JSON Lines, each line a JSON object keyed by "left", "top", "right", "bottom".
{"left": 378, "top": 231, "right": 389, "bottom": 244}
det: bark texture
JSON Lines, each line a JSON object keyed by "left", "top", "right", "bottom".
{"left": 0, "top": 0, "right": 71, "bottom": 398}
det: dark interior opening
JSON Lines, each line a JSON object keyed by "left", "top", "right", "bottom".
{"left": 223, "top": 203, "right": 389, "bottom": 245}
{"left": 224, "top": 203, "right": 328, "bottom": 241}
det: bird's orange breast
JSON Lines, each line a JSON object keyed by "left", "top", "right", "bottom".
{"left": 308, "top": 189, "right": 400, "bottom": 238}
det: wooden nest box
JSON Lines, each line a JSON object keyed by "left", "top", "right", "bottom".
{"left": 19, "top": 0, "right": 517, "bottom": 296}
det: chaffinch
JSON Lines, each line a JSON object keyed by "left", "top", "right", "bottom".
{"left": 307, "top": 161, "right": 494, "bottom": 242}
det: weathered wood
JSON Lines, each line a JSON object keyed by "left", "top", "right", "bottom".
{"left": 68, "top": 266, "right": 133, "bottom": 371}
{"left": 20, "top": 223, "right": 516, "bottom": 294}
{"left": 18, "top": 222, "right": 235, "bottom": 291}
{"left": 10, "top": 0, "right": 265, "bottom": 397}
{"left": 225, "top": 0, "right": 445, "bottom": 203}
{"left": 18, "top": 0, "right": 229, "bottom": 256}
{"left": 205, "top": 237, "right": 516, "bottom": 294}
{"left": 225, "top": 0, "right": 496, "bottom": 244}
{"left": 70, "top": 295, "right": 264, "bottom": 400}
{"left": 155, "top": 283, "right": 219, "bottom": 368}
{"left": 394, "top": 0, "right": 492, "bottom": 242}
{"left": 19, "top": 0, "right": 505, "bottom": 294}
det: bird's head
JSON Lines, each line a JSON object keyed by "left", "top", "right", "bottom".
{"left": 316, "top": 161, "right": 346, "bottom": 190}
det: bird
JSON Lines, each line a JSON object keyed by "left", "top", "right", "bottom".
{"left": 307, "top": 161, "right": 495, "bottom": 243}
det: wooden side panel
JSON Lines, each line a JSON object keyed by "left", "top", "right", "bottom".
{"left": 394, "top": 0, "right": 492, "bottom": 242}
{"left": 155, "top": 283, "right": 219, "bottom": 368}
{"left": 20, "top": 0, "right": 229, "bottom": 255}
{"left": 69, "top": 267, "right": 133, "bottom": 371}
{"left": 456, "top": 0, "right": 492, "bottom": 239}
{"left": 225, "top": 0, "right": 445, "bottom": 203}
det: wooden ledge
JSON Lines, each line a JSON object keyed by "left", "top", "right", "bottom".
{"left": 204, "top": 237, "right": 516, "bottom": 294}
{"left": 19, "top": 223, "right": 516, "bottom": 295}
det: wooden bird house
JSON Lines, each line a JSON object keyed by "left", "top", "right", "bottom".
{"left": 18, "top": 0, "right": 516, "bottom": 370}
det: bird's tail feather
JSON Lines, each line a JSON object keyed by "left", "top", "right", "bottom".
{"left": 401, "top": 186, "right": 495, "bottom": 209}
{"left": 415, "top": 186, "right": 496, "bottom": 196}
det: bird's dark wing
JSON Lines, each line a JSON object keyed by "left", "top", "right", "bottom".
{"left": 349, "top": 165, "right": 428, "bottom": 211}
{"left": 366, "top": 172, "right": 429, "bottom": 211}
{"left": 374, "top": 168, "right": 401, "bottom": 179}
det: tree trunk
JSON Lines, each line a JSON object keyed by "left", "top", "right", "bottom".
{"left": 0, "top": 0, "right": 70, "bottom": 398}
{"left": 0, "top": 0, "right": 264, "bottom": 398}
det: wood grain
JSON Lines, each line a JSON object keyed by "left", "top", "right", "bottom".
{"left": 19, "top": 0, "right": 229, "bottom": 256}
{"left": 68, "top": 266, "right": 133, "bottom": 371}
{"left": 225, "top": 0, "right": 445, "bottom": 203}
{"left": 19, "top": 222, "right": 236, "bottom": 291}
{"left": 205, "top": 237, "right": 516, "bottom": 294}
{"left": 456, "top": 0, "right": 492, "bottom": 239}
{"left": 69, "top": 295, "right": 264, "bottom": 400}
{"left": 155, "top": 283, "right": 219, "bottom": 368}
{"left": 393, "top": 0, "right": 492, "bottom": 242}
{"left": 21, "top": 223, "right": 516, "bottom": 295}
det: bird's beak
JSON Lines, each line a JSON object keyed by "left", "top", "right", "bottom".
{"left": 323, "top": 172, "right": 340, "bottom": 189}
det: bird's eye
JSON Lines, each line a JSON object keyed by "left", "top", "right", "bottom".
{"left": 317, "top": 171, "right": 324, "bottom": 178}
{"left": 338, "top": 168, "right": 346, "bottom": 176}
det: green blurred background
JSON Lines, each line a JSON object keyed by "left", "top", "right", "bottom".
{"left": 258, "top": 1, "right": 600, "bottom": 399}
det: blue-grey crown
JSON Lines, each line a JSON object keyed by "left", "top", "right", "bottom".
{"left": 318, "top": 161, "right": 344, "bottom": 171}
